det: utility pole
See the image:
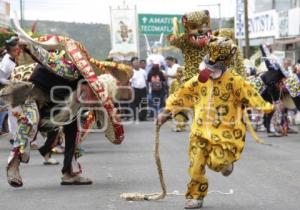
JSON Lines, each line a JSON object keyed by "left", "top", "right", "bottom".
{"left": 218, "top": 3, "right": 221, "bottom": 29}
{"left": 244, "top": 0, "right": 250, "bottom": 58}
{"left": 20, "top": 0, "right": 24, "bottom": 27}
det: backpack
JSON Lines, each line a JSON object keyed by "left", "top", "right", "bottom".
{"left": 150, "top": 75, "right": 162, "bottom": 91}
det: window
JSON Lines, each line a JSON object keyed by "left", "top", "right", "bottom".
{"left": 255, "top": 0, "right": 273, "bottom": 13}
{"left": 291, "top": 0, "right": 300, "bottom": 7}
{"left": 275, "top": 0, "right": 292, "bottom": 11}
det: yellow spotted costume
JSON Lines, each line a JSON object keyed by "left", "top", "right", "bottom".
{"left": 168, "top": 11, "right": 246, "bottom": 81}
{"left": 165, "top": 38, "right": 274, "bottom": 200}
{"left": 169, "top": 67, "right": 188, "bottom": 131}
{"left": 169, "top": 77, "right": 182, "bottom": 96}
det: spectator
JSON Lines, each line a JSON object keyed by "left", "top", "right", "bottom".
{"left": 283, "top": 58, "right": 292, "bottom": 72}
{"left": 139, "top": 59, "right": 146, "bottom": 70}
{"left": 146, "top": 52, "right": 166, "bottom": 75}
{"left": 293, "top": 63, "right": 300, "bottom": 75}
{"left": 174, "top": 58, "right": 179, "bottom": 64}
{"left": 147, "top": 64, "right": 166, "bottom": 116}
{"left": 129, "top": 57, "right": 147, "bottom": 121}
{"left": 165, "top": 56, "right": 180, "bottom": 89}
{"left": 280, "top": 58, "right": 298, "bottom": 133}
{"left": 0, "top": 36, "right": 20, "bottom": 139}
{"left": 0, "top": 36, "right": 20, "bottom": 84}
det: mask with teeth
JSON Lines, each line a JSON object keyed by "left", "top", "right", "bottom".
{"left": 198, "top": 37, "right": 237, "bottom": 83}
{"left": 182, "top": 10, "right": 211, "bottom": 47}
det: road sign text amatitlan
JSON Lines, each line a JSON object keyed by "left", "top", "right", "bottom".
{"left": 138, "top": 14, "right": 182, "bottom": 35}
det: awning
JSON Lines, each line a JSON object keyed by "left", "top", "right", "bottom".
{"left": 239, "top": 37, "right": 274, "bottom": 47}
{"left": 275, "top": 37, "right": 300, "bottom": 45}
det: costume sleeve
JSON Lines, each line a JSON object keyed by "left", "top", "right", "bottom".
{"left": 232, "top": 48, "right": 246, "bottom": 77}
{"left": 234, "top": 75, "right": 274, "bottom": 113}
{"left": 259, "top": 45, "right": 282, "bottom": 72}
{"left": 169, "top": 80, "right": 177, "bottom": 95}
{"left": 167, "top": 33, "right": 187, "bottom": 50}
{"left": 165, "top": 76, "right": 200, "bottom": 114}
{"left": 260, "top": 45, "right": 273, "bottom": 71}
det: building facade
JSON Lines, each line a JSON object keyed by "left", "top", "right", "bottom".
{"left": 235, "top": 0, "right": 300, "bottom": 63}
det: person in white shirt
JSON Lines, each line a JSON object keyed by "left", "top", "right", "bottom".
{"left": 139, "top": 59, "right": 147, "bottom": 70}
{"left": 0, "top": 36, "right": 20, "bottom": 84}
{"left": 165, "top": 56, "right": 180, "bottom": 91}
{"left": 129, "top": 57, "right": 147, "bottom": 121}
{"left": 0, "top": 36, "right": 20, "bottom": 140}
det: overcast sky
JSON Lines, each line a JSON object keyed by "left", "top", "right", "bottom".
{"left": 9, "top": 0, "right": 235, "bottom": 24}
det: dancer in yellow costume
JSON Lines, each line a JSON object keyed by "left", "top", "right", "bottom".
{"left": 157, "top": 37, "right": 274, "bottom": 209}
{"left": 169, "top": 67, "right": 188, "bottom": 132}
{"left": 168, "top": 10, "right": 245, "bottom": 81}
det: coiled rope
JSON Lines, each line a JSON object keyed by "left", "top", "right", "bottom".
{"left": 120, "top": 124, "right": 234, "bottom": 201}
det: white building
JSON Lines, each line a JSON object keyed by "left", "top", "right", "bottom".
{"left": 235, "top": 0, "right": 300, "bottom": 62}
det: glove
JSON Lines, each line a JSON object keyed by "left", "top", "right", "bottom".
{"left": 156, "top": 110, "right": 171, "bottom": 126}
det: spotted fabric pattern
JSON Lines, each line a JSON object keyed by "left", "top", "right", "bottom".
{"left": 283, "top": 73, "right": 300, "bottom": 97}
{"left": 170, "top": 34, "right": 209, "bottom": 81}
{"left": 185, "top": 136, "right": 236, "bottom": 199}
{"left": 169, "top": 33, "right": 245, "bottom": 81}
{"left": 212, "top": 28, "right": 246, "bottom": 76}
{"left": 10, "top": 63, "right": 37, "bottom": 82}
{"left": 247, "top": 75, "right": 266, "bottom": 94}
{"left": 166, "top": 69, "right": 274, "bottom": 161}
{"left": 208, "top": 37, "right": 235, "bottom": 67}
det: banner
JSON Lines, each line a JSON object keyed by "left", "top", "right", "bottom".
{"left": 288, "top": 8, "right": 300, "bottom": 36}
{"left": 248, "top": 10, "right": 278, "bottom": 38}
{"left": 278, "top": 11, "right": 288, "bottom": 38}
{"left": 0, "top": 0, "right": 10, "bottom": 27}
{"left": 109, "top": 6, "right": 138, "bottom": 61}
{"left": 235, "top": 0, "right": 245, "bottom": 39}
{"left": 235, "top": 0, "right": 278, "bottom": 39}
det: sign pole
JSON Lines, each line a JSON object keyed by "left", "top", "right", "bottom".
{"left": 109, "top": 6, "right": 113, "bottom": 58}
{"left": 244, "top": 0, "right": 250, "bottom": 58}
{"left": 218, "top": 3, "right": 221, "bottom": 29}
{"left": 135, "top": 5, "right": 140, "bottom": 58}
{"left": 20, "top": 0, "right": 24, "bottom": 27}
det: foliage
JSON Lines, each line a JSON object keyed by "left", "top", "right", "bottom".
{"left": 0, "top": 27, "right": 15, "bottom": 48}
{"left": 23, "top": 20, "right": 111, "bottom": 60}
{"left": 18, "top": 18, "right": 234, "bottom": 62}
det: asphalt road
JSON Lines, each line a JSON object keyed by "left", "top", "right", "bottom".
{"left": 0, "top": 121, "right": 300, "bottom": 210}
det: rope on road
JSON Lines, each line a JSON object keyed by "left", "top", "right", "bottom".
{"left": 120, "top": 125, "right": 166, "bottom": 201}
{"left": 120, "top": 125, "right": 234, "bottom": 201}
{"left": 244, "top": 112, "right": 273, "bottom": 147}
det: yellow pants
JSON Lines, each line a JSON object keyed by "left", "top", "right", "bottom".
{"left": 185, "top": 135, "right": 237, "bottom": 200}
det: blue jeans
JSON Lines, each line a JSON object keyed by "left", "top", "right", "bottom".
{"left": 0, "top": 100, "right": 8, "bottom": 132}
{"left": 151, "top": 91, "right": 165, "bottom": 116}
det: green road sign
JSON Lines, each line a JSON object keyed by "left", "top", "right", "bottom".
{"left": 138, "top": 14, "right": 182, "bottom": 35}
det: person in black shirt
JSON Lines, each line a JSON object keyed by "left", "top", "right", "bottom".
{"left": 147, "top": 64, "right": 166, "bottom": 116}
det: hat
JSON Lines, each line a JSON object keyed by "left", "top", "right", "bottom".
{"left": 5, "top": 36, "right": 19, "bottom": 45}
